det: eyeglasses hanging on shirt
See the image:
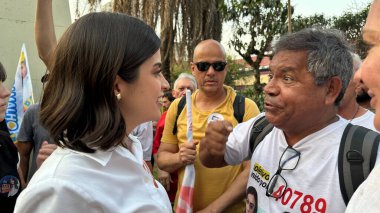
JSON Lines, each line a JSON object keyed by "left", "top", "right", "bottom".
{"left": 266, "top": 146, "right": 301, "bottom": 199}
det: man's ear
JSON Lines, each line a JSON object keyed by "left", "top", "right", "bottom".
{"left": 190, "top": 63, "right": 196, "bottom": 76}
{"left": 325, "top": 76, "right": 342, "bottom": 105}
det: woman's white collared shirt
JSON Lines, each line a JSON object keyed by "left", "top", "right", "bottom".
{"left": 14, "top": 135, "right": 172, "bottom": 213}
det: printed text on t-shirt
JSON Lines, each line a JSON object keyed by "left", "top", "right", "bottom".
{"left": 251, "top": 163, "right": 271, "bottom": 188}
{"left": 273, "top": 185, "right": 327, "bottom": 213}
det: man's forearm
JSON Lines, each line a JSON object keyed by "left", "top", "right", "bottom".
{"left": 204, "top": 161, "right": 250, "bottom": 212}
{"left": 18, "top": 167, "right": 27, "bottom": 189}
{"left": 199, "top": 143, "right": 227, "bottom": 168}
{"left": 19, "top": 155, "right": 29, "bottom": 184}
{"left": 156, "top": 151, "right": 184, "bottom": 173}
{"left": 16, "top": 141, "right": 33, "bottom": 184}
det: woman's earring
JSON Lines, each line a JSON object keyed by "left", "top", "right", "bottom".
{"left": 116, "top": 93, "right": 122, "bottom": 101}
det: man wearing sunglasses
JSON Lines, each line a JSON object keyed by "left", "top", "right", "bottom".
{"left": 199, "top": 28, "right": 380, "bottom": 212}
{"left": 157, "top": 39, "right": 260, "bottom": 212}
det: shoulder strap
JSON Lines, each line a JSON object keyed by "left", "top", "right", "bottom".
{"left": 172, "top": 96, "right": 186, "bottom": 135}
{"left": 338, "top": 123, "right": 380, "bottom": 205}
{"left": 233, "top": 94, "right": 245, "bottom": 123}
{"left": 173, "top": 94, "right": 245, "bottom": 134}
{"left": 249, "top": 116, "right": 274, "bottom": 156}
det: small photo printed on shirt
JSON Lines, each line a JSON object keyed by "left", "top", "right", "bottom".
{"left": 0, "top": 175, "right": 20, "bottom": 197}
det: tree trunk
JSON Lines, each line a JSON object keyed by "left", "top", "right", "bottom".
{"left": 160, "top": 0, "right": 176, "bottom": 83}
{"left": 88, "top": 0, "right": 223, "bottom": 85}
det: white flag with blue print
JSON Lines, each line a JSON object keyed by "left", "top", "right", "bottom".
{"left": 5, "top": 43, "right": 34, "bottom": 141}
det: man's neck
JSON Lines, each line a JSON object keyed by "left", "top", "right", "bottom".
{"left": 195, "top": 87, "right": 227, "bottom": 111}
{"left": 284, "top": 110, "right": 339, "bottom": 146}
{"left": 338, "top": 100, "right": 366, "bottom": 120}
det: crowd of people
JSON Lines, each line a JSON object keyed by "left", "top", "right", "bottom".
{"left": 1, "top": 0, "right": 380, "bottom": 212}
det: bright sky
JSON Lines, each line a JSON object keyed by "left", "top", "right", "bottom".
{"left": 292, "top": 0, "right": 372, "bottom": 17}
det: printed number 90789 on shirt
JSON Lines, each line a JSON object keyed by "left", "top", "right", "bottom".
{"left": 273, "top": 185, "right": 327, "bottom": 213}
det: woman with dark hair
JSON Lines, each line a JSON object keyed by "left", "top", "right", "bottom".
{"left": 14, "top": 13, "right": 171, "bottom": 212}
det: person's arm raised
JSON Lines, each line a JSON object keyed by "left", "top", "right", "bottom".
{"left": 35, "top": 0, "right": 57, "bottom": 69}
{"left": 199, "top": 120, "right": 233, "bottom": 168}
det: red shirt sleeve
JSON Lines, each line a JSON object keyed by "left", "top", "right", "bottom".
{"left": 153, "top": 111, "right": 167, "bottom": 154}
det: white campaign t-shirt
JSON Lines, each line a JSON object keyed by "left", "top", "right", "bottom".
{"left": 14, "top": 135, "right": 171, "bottom": 213}
{"left": 351, "top": 110, "right": 377, "bottom": 131}
{"left": 225, "top": 113, "right": 380, "bottom": 213}
{"left": 132, "top": 121, "right": 154, "bottom": 161}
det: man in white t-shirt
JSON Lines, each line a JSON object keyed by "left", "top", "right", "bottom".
{"left": 338, "top": 53, "right": 376, "bottom": 131}
{"left": 131, "top": 121, "right": 154, "bottom": 171}
{"left": 199, "top": 28, "right": 380, "bottom": 213}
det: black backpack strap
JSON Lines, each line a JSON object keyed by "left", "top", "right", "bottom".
{"left": 173, "top": 94, "right": 245, "bottom": 134}
{"left": 172, "top": 96, "right": 186, "bottom": 135}
{"left": 338, "top": 124, "right": 380, "bottom": 205}
{"left": 249, "top": 116, "right": 274, "bottom": 157}
{"left": 233, "top": 94, "right": 245, "bottom": 123}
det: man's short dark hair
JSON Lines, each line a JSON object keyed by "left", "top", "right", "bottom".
{"left": 0, "top": 62, "right": 7, "bottom": 82}
{"left": 164, "top": 91, "right": 175, "bottom": 102}
{"left": 247, "top": 186, "right": 257, "bottom": 196}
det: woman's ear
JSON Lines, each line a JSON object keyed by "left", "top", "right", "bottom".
{"left": 325, "top": 76, "right": 342, "bottom": 105}
{"left": 113, "top": 75, "right": 122, "bottom": 95}
{"left": 113, "top": 75, "right": 122, "bottom": 97}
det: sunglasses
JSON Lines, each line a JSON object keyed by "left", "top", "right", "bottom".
{"left": 194, "top": 61, "right": 227, "bottom": 72}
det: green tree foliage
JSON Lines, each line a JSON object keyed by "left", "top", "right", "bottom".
{"left": 224, "top": 56, "right": 246, "bottom": 87}
{"left": 237, "top": 87, "right": 265, "bottom": 111}
{"left": 291, "top": 14, "right": 332, "bottom": 32}
{"left": 331, "top": 4, "right": 370, "bottom": 58}
{"left": 170, "top": 62, "right": 191, "bottom": 88}
{"left": 222, "top": 0, "right": 288, "bottom": 100}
